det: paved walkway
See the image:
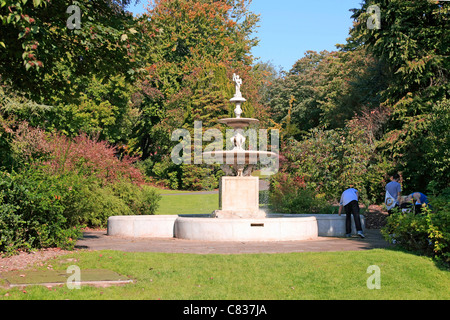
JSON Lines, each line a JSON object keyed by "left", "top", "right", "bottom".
{"left": 76, "top": 229, "right": 390, "bottom": 254}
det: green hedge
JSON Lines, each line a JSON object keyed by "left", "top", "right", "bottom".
{"left": 0, "top": 166, "right": 161, "bottom": 255}
{"left": 0, "top": 168, "right": 82, "bottom": 254}
{"left": 269, "top": 171, "right": 335, "bottom": 214}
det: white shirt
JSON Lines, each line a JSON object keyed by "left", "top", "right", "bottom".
{"left": 340, "top": 188, "right": 359, "bottom": 206}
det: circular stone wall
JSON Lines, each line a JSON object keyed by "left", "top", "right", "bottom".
{"left": 267, "top": 214, "right": 365, "bottom": 237}
{"left": 107, "top": 215, "right": 178, "bottom": 238}
{"left": 174, "top": 217, "right": 318, "bottom": 241}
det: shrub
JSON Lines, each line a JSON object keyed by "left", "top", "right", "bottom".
{"left": 181, "top": 164, "right": 218, "bottom": 191}
{"left": 11, "top": 122, "right": 145, "bottom": 185}
{"left": 382, "top": 192, "right": 449, "bottom": 264}
{"left": 57, "top": 178, "right": 161, "bottom": 228}
{"left": 278, "top": 124, "right": 389, "bottom": 204}
{"left": 64, "top": 181, "right": 132, "bottom": 228}
{"left": 0, "top": 168, "right": 82, "bottom": 255}
{"left": 269, "top": 171, "right": 334, "bottom": 214}
{"left": 110, "top": 181, "right": 161, "bottom": 216}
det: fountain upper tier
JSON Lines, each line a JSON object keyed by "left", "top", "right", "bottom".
{"left": 218, "top": 118, "right": 259, "bottom": 129}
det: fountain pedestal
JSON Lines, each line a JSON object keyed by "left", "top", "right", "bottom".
{"left": 212, "top": 176, "right": 266, "bottom": 219}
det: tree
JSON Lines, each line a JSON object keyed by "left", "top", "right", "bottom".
{"left": 348, "top": 0, "right": 450, "bottom": 192}
{"left": 267, "top": 48, "right": 386, "bottom": 139}
{"left": 133, "top": 0, "right": 264, "bottom": 159}
{"left": 1, "top": 0, "right": 149, "bottom": 145}
{"left": 0, "top": 0, "right": 146, "bottom": 100}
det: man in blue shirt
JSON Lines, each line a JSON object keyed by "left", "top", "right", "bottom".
{"left": 338, "top": 187, "right": 365, "bottom": 238}
{"left": 385, "top": 173, "right": 402, "bottom": 215}
{"left": 406, "top": 192, "right": 429, "bottom": 214}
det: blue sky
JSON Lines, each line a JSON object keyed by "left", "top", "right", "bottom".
{"left": 128, "top": 0, "right": 364, "bottom": 71}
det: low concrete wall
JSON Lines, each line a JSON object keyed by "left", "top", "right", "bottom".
{"left": 267, "top": 214, "right": 365, "bottom": 237}
{"left": 174, "top": 217, "right": 318, "bottom": 242}
{"left": 107, "top": 213, "right": 364, "bottom": 239}
{"left": 107, "top": 215, "right": 178, "bottom": 238}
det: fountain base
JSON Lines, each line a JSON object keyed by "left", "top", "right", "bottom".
{"left": 174, "top": 216, "right": 318, "bottom": 242}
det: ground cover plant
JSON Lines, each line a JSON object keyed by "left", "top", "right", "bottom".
{"left": 0, "top": 249, "right": 448, "bottom": 300}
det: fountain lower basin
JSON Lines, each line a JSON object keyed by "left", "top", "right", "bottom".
{"left": 107, "top": 215, "right": 318, "bottom": 241}
{"left": 174, "top": 216, "right": 318, "bottom": 241}
{"left": 107, "top": 214, "right": 365, "bottom": 240}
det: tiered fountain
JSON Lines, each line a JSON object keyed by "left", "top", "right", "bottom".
{"left": 107, "top": 74, "right": 323, "bottom": 241}
{"left": 173, "top": 74, "right": 319, "bottom": 241}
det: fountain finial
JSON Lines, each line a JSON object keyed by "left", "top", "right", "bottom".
{"left": 231, "top": 73, "right": 245, "bottom": 118}
{"left": 232, "top": 73, "right": 242, "bottom": 98}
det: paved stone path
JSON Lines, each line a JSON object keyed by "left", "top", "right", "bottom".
{"left": 76, "top": 229, "right": 389, "bottom": 254}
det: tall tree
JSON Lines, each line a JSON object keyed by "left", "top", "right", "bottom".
{"left": 0, "top": 0, "right": 149, "bottom": 144}
{"left": 267, "top": 48, "right": 386, "bottom": 139}
{"left": 348, "top": 0, "right": 449, "bottom": 191}
{"left": 133, "top": 0, "right": 263, "bottom": 159}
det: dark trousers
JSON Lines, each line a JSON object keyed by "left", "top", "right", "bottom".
{"left": 388, "top": 204, "right": 399, "bottom": 216}
{"left": 344, "top": 200, "right": 363, "bottom": 234}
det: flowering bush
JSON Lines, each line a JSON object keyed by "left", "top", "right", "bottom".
{"left": 0, "top": 123, "right": 162, "bottom": 254}
{"left": 12, "top": 122, "right": 145, "bottom": 185}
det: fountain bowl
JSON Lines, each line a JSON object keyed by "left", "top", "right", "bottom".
{"left": 218, "top": 118, "right": 259, "bottom": 129}
{"left": 202, "top": 150, "right": 277, "bottom": 164}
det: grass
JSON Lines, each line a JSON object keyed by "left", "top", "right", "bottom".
{"left": 155, "top": 193, "right": 219, "bottom": 215}
{"left": 152, "top": 187, "right": 219, "bottom": 215}
{"left": 153, "top": 188, "right": 268, "bottom": 215}
{"left": 1, "top": 249, "right": 448, "bottom": 300}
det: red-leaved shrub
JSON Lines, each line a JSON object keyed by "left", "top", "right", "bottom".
{"left": 13, "top": 122, "right": 145, "bottom": 185}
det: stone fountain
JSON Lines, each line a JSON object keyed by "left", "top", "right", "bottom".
{"left": 173, "top": 74, "right": 318, "bottom": 241}
{"left": 108, "top": 74, "right": 327, "bottom": 242}
{"left": 201, "top": 73, "right": 276, "bottom": 220}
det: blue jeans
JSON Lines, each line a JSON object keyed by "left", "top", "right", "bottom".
{"left": 344, "top": 200, "right": 363, "bottom": 234}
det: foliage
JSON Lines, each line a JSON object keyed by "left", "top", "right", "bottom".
{"left": 68, "top": 180, "right": 161, "bottom": 228}
{"left": 0, "top": 0, "right": 146, "bottom": 101}
{"left": 269, "top": 171, "right": 334, "bottom": 214}
{"left": 11, "top": 122, "right": 145, "bottom": 185}
{"left": 0, "top": 167, "right": 83, "bottom": 255}
{"left": 348, "top": 0, "right": 449, "bottom": 192}
{"left": 0, "top": 0, "right": 148, "bottom": 151}
{"left": 382, "top": 191, "right": 450, "bottom": 264}
{"left": 46, "top": 75, "right": 140, "bottom": 145}
{"left": 180, "top": 164, "right": 219, "bottom": 191}
{"left": 133, "top": 0, "right": 265, "bottom": 161}
{"left": 266, "top": 0, "right": 449, "bottom": 202}
{"left": 111, "top": 181, "right": 161, "bottom": 217}
{"left": 0, "top": 119, "right": 162, "bottom": 254}
{"left": 267, "top": 48, "right": 387, "bottom": 139}
{"left": 275, "top": 120, "right": 390, "bottom": 204}
{"left": 349, "top": 0, "right": 449, "bottom": 103}
{"left": 0, "top": 162, "right": 161, "bottom": 254}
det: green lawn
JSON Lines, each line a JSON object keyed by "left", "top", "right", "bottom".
{"left": 153, "top": 189, "right": 269, "bottom": 215}
{"left": 1, "top": 249, "right": 448, "bottom": 300}
{"left": 155, "top": 192, "right": 219, "bottom": 215}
